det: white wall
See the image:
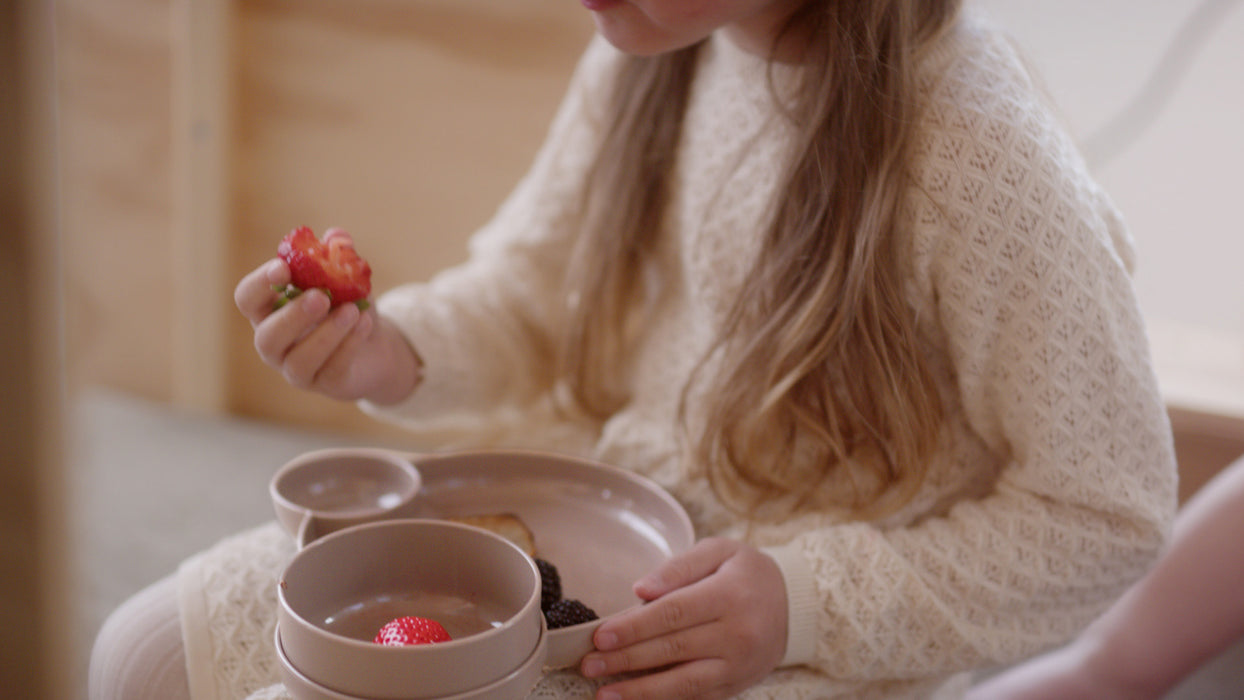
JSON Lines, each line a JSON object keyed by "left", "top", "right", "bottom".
{"left": 972, "top": 0, "right": 1244, "bottom": 416}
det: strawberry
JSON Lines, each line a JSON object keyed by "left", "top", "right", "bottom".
{"left": 273, "top": 226, "right": 372, "bottom": 310}
{"left": 373, "top": 616, "right": 453, "bottom": 646}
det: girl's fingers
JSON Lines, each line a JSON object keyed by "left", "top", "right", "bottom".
{"left": 311, "top": 310, "right": 375, "bottom": 398}
{"left": 593, "top": 578, "right": 721, "bottom": 656}
{"left": 235, "top": 259, "right": 290, "bottom": 325}
{"left": 252, "top": 289, "right": 331, "bottom": 369}
{"left": 592, "top": 540, "right": 741, "bottom": 655}
{"left": 279, "top": 301, "right": 361, "bottom": 390}
{"left": 632, "top": 538, "right": 740, "bottom": 600}
{"left": 582, "top": 620, "right": 723, "bottom": 679}
{"left": 593, "top": 538, "right": 738, "bottom": 654}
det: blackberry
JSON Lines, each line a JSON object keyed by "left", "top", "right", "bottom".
{"left": 535, "top": 558, "right": 562, "bottom": 612}
{"left": 544, "top": 599, "right": 598, "bottom": 629}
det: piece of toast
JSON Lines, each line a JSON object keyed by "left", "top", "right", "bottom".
{"left": 446, "top": 513, "right": 536, "bottom": 557}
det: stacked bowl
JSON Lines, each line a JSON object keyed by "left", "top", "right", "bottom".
{"left": 275, "top": 519, "right": 546, "bottom": 700}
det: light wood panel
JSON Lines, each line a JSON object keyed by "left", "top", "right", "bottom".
{"left": 170, "top": 0, "right": 233, "bottom": 412}
{"left": 58, "top": 0, "right": 177, "bottom": 400}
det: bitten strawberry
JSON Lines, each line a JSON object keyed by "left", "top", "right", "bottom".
{"left": 273, "top": 226, "right": 372, "bottom": 310}
{"left": 373, "top": 616, "right": 452, "bottom": 646}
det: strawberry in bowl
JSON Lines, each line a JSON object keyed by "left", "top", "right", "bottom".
{"left": 273, "top": 226, "right": 372, "bottom": 310}
{"left": 373, "top": 616, "right": 453, "bottom": 646}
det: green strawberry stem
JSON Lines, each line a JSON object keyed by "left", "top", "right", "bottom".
{"left": 271, "top": 283, "right": 368, "bottom": 312}
{"left": 271, "top": 283, "right": 302, "bottom": 310}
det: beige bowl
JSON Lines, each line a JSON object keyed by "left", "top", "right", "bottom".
{"left": 277, "top": 519, "right": 542, "bottom": 699}
{"left": 270, "top": 448, "right": 422, "bottom": 547}
{"left": 274, "top": 622, "right": 547, "bottom": 700}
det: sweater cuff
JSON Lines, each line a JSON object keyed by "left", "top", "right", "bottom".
{"left": 761, "top": 541, "right": 819, "bottom": 668}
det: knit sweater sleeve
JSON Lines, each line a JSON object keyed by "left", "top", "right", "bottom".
{"left": 359, "top": 37, "right": 618, "bottom": 435}
{"left": 776, "top": 27, "right": 1178, "bottom": 681}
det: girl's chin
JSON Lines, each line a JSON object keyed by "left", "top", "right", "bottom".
{"left": 581, "top": 0, "right": 624, "bottom": 12}
{"left": 589, "top": 10, "right": 697, "bottom": 57}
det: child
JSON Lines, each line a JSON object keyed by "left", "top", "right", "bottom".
{"left": 966, "top": 454, "right": 1244, "bottom": 700}
{"left": 91, "top": 1, "right": 1179, "bottom": 698}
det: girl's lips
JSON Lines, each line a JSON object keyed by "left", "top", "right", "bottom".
{"left": 581, "top": 0, "right": 623, "bottom": 11}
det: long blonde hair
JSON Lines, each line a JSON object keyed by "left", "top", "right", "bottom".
{"left": 558, "top": 0, "right": 963, "bottom": 519}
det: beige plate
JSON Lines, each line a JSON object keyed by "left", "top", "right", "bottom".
{"left": 403, "top": 449, "right": 696, "bottom": 669}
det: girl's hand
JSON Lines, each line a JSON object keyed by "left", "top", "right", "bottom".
{"left": 580, "top": 538, "right": 788, "bottom": 700}
{"left": 233, "top": 256, "right": 419, "bottom": 404}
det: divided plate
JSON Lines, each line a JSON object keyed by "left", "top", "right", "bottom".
{"left": 404, "top": 449, "right": 695, "bottom": 669}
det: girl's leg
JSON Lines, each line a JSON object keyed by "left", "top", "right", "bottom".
{"left": 88, "top": 575, "right": 190, "bottom": 700}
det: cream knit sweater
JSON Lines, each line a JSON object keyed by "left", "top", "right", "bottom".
{"left": 181, "top": 14, "right": 1177, "bottom": 700}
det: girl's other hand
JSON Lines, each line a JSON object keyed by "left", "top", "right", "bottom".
{"left": 233, "top": 258, "right": 418, "bottom": 404}
{"left": 580, "top": 538, "right": 788, "bottom": 700}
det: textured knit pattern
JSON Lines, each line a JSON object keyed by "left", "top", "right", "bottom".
{"left": 179, "top": 524, "right": 294, "bottom": 700}
{"left": 186, "top": 13, "right": 1177, "bottom": 700}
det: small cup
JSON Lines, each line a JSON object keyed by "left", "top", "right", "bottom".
{"left": 270, "top": 448, "right": 422, "bottom": 548}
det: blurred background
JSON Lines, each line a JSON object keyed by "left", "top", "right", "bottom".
{"left": 5, "top": 0, "right": 1243, "bottom": 698}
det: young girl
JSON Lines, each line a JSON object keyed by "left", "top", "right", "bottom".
{"left": 92, "top": 1, "right": 1179, "bottom": 698}
{"left": 966, "top": 454, "right": 1244, "bottom": 700}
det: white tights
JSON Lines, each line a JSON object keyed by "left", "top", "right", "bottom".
{"left": 88, "top": 575, "right": 191, "bottom": 700}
